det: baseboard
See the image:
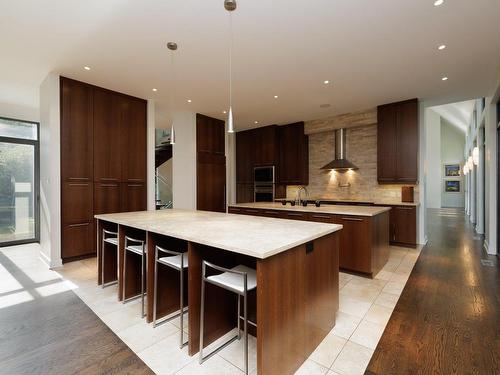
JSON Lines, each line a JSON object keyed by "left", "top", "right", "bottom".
{"left": 39, "top": 250, "right": 62, "bottom": 269}
{"left": 483, "top": 240, "right": 497, "bottom": 255}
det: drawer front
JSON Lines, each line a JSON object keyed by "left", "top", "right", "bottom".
{"left": 307, "top": 213, "right": 335, "bottom": 223}
{"left": 228, "top": 207, "right": 243, "bottom": 214}
{"left": 283, "top": 211, "right": 308, "bottom": 220}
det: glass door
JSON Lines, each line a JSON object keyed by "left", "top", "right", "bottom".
{"left": 0, "top": 117, "right": 39, "bottom": 246}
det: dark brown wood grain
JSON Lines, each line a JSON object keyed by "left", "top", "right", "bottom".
{"left": 366, "top": 209, "right": 500, "bottom": 375}
{"left": 278, "top": 122, "right": 309, "bottom": 185}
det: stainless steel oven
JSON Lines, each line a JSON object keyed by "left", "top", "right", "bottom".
{"left": 254, "top": 166, "right": 275, "bottom": 202}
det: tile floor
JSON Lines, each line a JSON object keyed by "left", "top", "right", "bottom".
{"left": 0, "top": 243, "right": 421, "bottom": 375}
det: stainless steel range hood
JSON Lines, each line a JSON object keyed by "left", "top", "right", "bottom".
{"left": 320, "top": 128, "right": 359, "bottom": 171}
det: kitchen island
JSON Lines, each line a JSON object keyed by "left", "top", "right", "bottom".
{"left": 228, "top": 202, "right": 391, "bottom": 277}
{"left": 95, "top": 209, "right": 342, "bottom": 375}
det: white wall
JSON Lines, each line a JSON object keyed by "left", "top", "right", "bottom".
{"left": 425, "top": 109, "right": 442, "bottom": 208}
{"left": 226, "top": 130, "right": 236, "bottom": 206}
{"left": 0, "top": 102, "right": 39, "bottom": 122}
{"left": 440, "top": 119, "right": 465, "bottom": 208}
{"left": 39, "top": 72, "right": 61, "bottom": 268}
{"left": 172, "top": 111, "right": 197, "bottom": 209}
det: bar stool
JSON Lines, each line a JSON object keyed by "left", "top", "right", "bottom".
{"left": 101, "top": 229, "right": 118, "bottom": 288}
{"left": 123, "top": 236, "right": 146, "bottom": 318}
{"left": 199, "top": 262, "right": 257, "bottom": 375}
{"left": 153, "top": 245, "right": 189, "bottom": 348}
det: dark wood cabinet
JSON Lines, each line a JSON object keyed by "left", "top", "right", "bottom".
{"left": 60, "top": 77, "right": 147, "bottom": 261}
{"left": 196, "top": 114, "right": 226, "bottom": 213}
{"left": 332, "top": 216, "right": 371, "bottom": 274}
{"left": 236, "top": 130, "right": 254, "bottom": 183}
{"left": 278, "top": 122, "right": 309, "bottom": 185}
{"left": 236, "top": 183, "right": 254, "bottom": 203}
{"left": 254, "top": 125, "right": 278, "bottom": 166}
{"left": 377, "top": 99, "right": 418, "bottom": 184}
{"left": 389, "top": 205, "right": 417, "bottom": 247}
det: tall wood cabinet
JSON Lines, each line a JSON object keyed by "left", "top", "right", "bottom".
{"left": 377, "top": 99, "right": 418, "bottom": 184}
{"left": 60, "top": 77, "right": 147, "bottom": 261}
{"left": 196, "top": 114, "right": 226, "bottom": 213}
{"left": 278, "top": 122, "right": 309, "bottom": 185}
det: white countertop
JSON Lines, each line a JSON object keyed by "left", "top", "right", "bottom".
{"left": 95, "top": 209, "right": 342, "bottom": 259}
{"left": 230, "top": 202, "right": 392, "bottom": 217}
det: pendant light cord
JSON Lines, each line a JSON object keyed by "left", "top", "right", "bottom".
{"left": 229, "top": 11, "right": 233, "bottom": 110}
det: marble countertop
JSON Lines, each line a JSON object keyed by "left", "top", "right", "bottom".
{"left": 275, "top": 198, "right": 420, "bottom": 207}
{"left": 230, "top": 202, "right": 391, "bottom": 217}
{"left": 95, "top": 209, "right": 342, "bottom": 259}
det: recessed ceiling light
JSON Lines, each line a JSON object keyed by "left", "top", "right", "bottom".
{"left": 441, "top": 76, "right": 448, "bottom": 81}
{"left": 222, "top": 110, "right": 227, "bottom": 114}
{"left": 438, "top": 44, "right": 446, "bottom": 50}
{"left": 273, "top": 95, "right": 278, "bottom": 99}
{"left": 84, "top": 66, "right": 91, "bottom": 71}
{"left": 187, "top": 99, "right": 192, "bottom": 103}
{"left": 324, "top": 80, "right": 330, "bottom": 84}
{"left": 254, "top": 121, "right": 259, "bottom": 124}
{"left": 152, "top": 88, "right": 158, "bottom": 92}
{"left": 433, "top": 0, "right": 444, "bottom": 6}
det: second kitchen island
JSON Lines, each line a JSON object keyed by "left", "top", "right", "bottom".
{"left": 95, "top": 209, "right": 342, "bottom": 375}
{"left": 229, "top": 202, "right": 391, "bottom": 277}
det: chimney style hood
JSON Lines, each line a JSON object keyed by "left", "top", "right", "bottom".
{"left": 320, "top": 128, "right": 359, "bottom": 171}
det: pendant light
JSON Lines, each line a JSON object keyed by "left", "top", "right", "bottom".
{"left": 167, "top": 41, "right": 177, "bottom": 145}
{"left": 225, "top": 0, "right": 236, "bottom": 133}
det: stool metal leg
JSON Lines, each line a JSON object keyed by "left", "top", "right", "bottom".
{"left": 153, "top": 246, "right": 159, "bottom": 326}
{"left": 198, "top": 262, "right": 206, "bottom": 364}
{"left": 237, "top": 295, "right": 241, "bottom": 339}
{"left": 101, "top": 235, "right": 105, "bottom": 289}
{"left": 141, "top": 249, "right": 145, "bottom": 318}
{"left": 179, "top": 257, "right": 185, "bottom": 348}
{"left": 243, "top": 275, "right": 248, "bottom": 375}
{"left": 122, "top": 238, "right": 128, "bottom": 303}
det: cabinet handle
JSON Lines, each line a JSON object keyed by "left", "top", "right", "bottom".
{"left": 311, "top": 215, "right": 331, "bottom": 219}
{"left": 341, "top": 217, "right": 363, "bottom": 222}
{"left": 246, "top": 209, "right": 260, "bottom": 213}
{"left": 287, "top": 213, "right": 304, "bottom": 217}
{"left": 264, "top": 211, "right": 279, "bottom": 215}
{"left": 68, "top": 223, "right": 89, "bottom": 228}
{"left": 101, "top": 184, "right": 118, "bottom": 187}
{"left": 396, "top": 207, "right": 414, "bottom": 210}
{"left": 101, "top": 178, "right": 119, "bottom": 181}
{"left": 127, "top": 184, "right": 143, "bottom": 187}
{"left": 68, "top": 183, "right": 90, "bottom": 187}
{"left": 68, "top": 177, "right": 89, "bottom": 181}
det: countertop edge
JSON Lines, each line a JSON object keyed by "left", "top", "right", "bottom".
{"left": 228, "top": 203, "right": 392, "bottom": 216}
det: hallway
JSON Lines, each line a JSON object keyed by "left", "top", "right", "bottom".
{"left": 367, "top": 208, "right": 500, "bottom": 375}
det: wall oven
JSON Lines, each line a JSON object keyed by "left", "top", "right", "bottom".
{"left": 254, "top": 166, "right": 275, "bottom": 202}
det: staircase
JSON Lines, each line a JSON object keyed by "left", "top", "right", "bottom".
{"left": 155, "top": 143, "right": 172, "bottom": 168}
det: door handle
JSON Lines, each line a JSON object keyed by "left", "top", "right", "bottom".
{"left": 341, "top": 217, "right": 363, "bottom": 222}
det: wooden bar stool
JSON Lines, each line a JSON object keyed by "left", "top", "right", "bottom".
{"left": 153, "top": 245, "right": 189, "bottom": 348}
{"left": 101, "top": 229, "right": 118, "bottom": 288}
{"left": 123, "top": 236, "right": 146, "bottom": 318}
{"left": 199, "top": 262, "right": 257, "bottom": 375}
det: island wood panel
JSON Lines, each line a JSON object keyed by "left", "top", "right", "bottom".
{"left": 146, "top": 232, "right": 188, "bottom": 324}
{"left": 256, "top": 232, "right": 339, "bottom": 375}
{"left": 371, "top": 211, "right": 390, "bottom": 276}
{"left": 117, "top": 225, "right": 146, "bottom": 301}
{"left": 333, "top": 215, "right": 372, "bottom": 274}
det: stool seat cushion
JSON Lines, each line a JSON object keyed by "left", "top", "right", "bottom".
{"left": 207, "top": 265, "right": 257, "bottom": 294}
{"left": 158, "top": 254, "right": 188, "bottom": 269}
{"left": 126, "top": 245, "right": 144, "bottom": 255}
{"left": 104, "top": 237, "right": 118, "bottom": 245}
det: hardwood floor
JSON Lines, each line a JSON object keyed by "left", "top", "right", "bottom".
{"left": 366, "top": 208, "right": 500, "bottom": 375}
{"left": 0, "top": 251, "right": 153, "bottom": 375}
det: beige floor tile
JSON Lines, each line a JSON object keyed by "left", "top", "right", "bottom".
{"left": 176, "top": 354, "right": 243, "bottom": 374}
{"left": 373, "top": 292, "right": 400, "bottom": 309}
{"left": 373, "top": 269, "right": 394, "bottom": 281}
{"left": 331, "top": 341, "right": 374, "bottom": 375}
{"left": 331, "top": 312, "right": 361, "bottom": 339}
{"left": 340, "top": 283, "right": 381, "bottom": 304}
{"left": 100, "top": 302, "right": 145, "bottom": 332}
{"left": 349, "top": 320, "right": 386, "bottom": 350}
{"left": 118, "top": 320, "right": 179, "bottom": 352}
{"left": 308, "top": 333, "right": 346, "bottom": 368}
{"left": 364, "top": 304, "right": 393, "bottom": 326}
{"left": 382, "top": 281, "right": 406, "bottom": 295}
{"left": 338, "top": 295, "right": 372, "bottom": 318}
{"left": 326, "top": 371, "right": 342, "bottom": 375}
{"left": 294, "top": 359, "right": 329, "bottom": 374}
{"left": 138, "top": 334, "right": 194, "bottom": 374}
{"left": 218, "top": 332, "right": 257, "bottom": 373}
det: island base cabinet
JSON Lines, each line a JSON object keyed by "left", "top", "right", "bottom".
{"left": 256, "top": 232, "right": 339, "bottom": 375}
{"left": 333, "top": 216, "right": 372, "bottom": 274}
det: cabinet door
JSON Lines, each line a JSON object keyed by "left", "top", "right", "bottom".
{"left": 307, "top": 213, "right": 335, "bottom": 223}
{"left": 236, "top": 183, "right": 254, "bottom": 203}
{"left": 279, "top": 122, "right": 308, "bottom": 185}
{"left": 196, "top": 114, "right": 225, "bottom": 155}
{"left": 236, "top": 130, "right": 254, "bottom": 183}
{"left": 254, "top": 125, "right": 278, "bottom": 166}
{"left": 283, "top": 211, "right": 308, "bottom": 221}
{"left": 377, "top": 104, "right": 397, "bottom": 182}
{"left": 333, "top": 216, "right": 371, "bottom": 273}
{"left": 197, "top": 160, "right": 226, "bottom": 212}
{"left": 93, "top": 89, "right": 123, "bottom": 182}
{"left": 392, "top": 206, "right": 417, "bottom": 245}
{"left": 60, "top": 77, "right": 93, "bottom": 181}
{"left": 121, "top": 97, "right": 147, "bottom": 182}
{"left": 62, "top": 222, "right": 94, "bottom": 259}
{"left": 94, "top": 182, "right": 121, "bottom": 214}
{"left": 121, "top": 183, "right": 147, "bottom": 212}
{"left": 396, "top": 100, "right": 418, "bottom": 183}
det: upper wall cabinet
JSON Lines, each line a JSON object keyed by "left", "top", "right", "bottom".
{"left": 377, "top": 99, "right": 418, "bottom": 184}
{"left": 278, "top": 122, "right": 309, "bottom": 185}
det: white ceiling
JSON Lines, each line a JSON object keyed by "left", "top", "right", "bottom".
{"left": 430, "top": 100, "right": 475, "bottom": 133}
{"left": 1, "top": 0, "right": 499, "bottom": 130}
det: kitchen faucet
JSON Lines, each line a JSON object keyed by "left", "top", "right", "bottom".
{"left": 296, "top": 186, "right": 309, "bottom": 206}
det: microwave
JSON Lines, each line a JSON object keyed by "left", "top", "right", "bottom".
{"left": 254, "top": 166, "right": 275, "bottom": 184}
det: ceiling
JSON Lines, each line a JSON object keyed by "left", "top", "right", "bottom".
{"left": 1, "top": 0, "right": 499, "bottom": 130}
{"left": 430, "top": 100, "right": 475, "bottom": 133}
